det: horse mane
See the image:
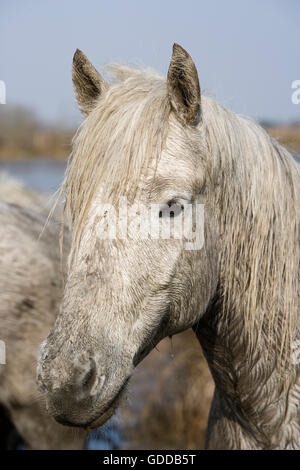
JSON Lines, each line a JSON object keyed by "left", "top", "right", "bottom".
{"left": 203, "top": 98, "right": 299, "bottom": 369}
{"left": 62, "top": 63, "right": 299, "bottom": 368}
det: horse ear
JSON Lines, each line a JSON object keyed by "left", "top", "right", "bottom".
{"left": 72, "top": 49, "right": 108, "bottom": 116}
{"left": 167, "top": 43, "right": 201, "bottom": 126}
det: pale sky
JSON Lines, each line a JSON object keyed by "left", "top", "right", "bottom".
{"left": 0, "top": 0, "right": 299, "bottom": 125}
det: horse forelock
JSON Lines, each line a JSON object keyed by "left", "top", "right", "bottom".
{"left": 62, "top": 65, "right": 171, "bottom": 257}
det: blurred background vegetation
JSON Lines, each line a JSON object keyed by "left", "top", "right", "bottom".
{"left": 0, "top": 105, "right": 74, "bottom": 159}
{"left": 0, "top": 105, "right": 299, "bottom": 161}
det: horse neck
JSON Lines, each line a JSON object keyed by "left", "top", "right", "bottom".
{"left": 193, "top": 103, "right": 300, "bottom": 448}
{"left": 194, "top": 299, "right": 299, "bottom": 449}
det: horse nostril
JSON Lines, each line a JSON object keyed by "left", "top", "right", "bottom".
{"left": 82, "top": 367, "right": 95, "bottom": 388}
{"left": 80, "top": 359, "right": 105, "bottom": 397}
{"left": 82, "top": 360, "right": 97, "bottom": 388}
{"left": 90, "top": 373, "right": 106, "bottom": 397}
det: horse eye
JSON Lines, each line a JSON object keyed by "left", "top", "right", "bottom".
{"left": 159, "top": 201, "right": 184, "bottom": 218}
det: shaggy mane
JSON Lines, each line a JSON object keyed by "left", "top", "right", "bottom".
{"left": 203, "top": 98, "right": 299, "bottom": 370}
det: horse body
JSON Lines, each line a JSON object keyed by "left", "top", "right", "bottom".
{"left": 38, "top": 44, "right": 299, "bottom": 449}
{"left": 0, "top": 199, "right": 86, "bottom": 449}
{"left": 0, "top": 173, "right": 51, "bottom": 214}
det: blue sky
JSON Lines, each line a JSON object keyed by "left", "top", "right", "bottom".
{"left": 0, "top": 0, "right": 299, "bottom": 125}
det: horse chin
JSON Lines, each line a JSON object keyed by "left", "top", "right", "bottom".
{"left": 86, "top": 405, "right": 115, "bottom": 431}
{"left": 86, "top": 377, "right": 129, "bottom": 431}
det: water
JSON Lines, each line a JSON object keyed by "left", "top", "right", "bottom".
{"left": 0, "top": 159, "right": 66, "bottom": 193}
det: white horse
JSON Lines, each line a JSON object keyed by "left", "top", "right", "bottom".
{"left": 38, "top": 44, "right": 299, "bottom": 449}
